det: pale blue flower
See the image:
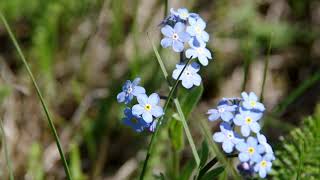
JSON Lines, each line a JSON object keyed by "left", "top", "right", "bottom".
{"left": 132, "top": 93, "right": 164, "bottom": 123}
{"left": 161, "top": 22, "right": 190, "bottom": 52}
{"left": 213, "top": 122, "right": 244, "bottom": 153}
{"left": 257, "top": 133, "right": 275, "bottom": 160}
{"left": 186, "top": 41, "right": 212, "bottom": 66}
{"left": 117, "top": 77, "right": 146, "bottom": 104}
{"left": 122, "top": 108, "right": 148, "bottom": 132}
{"left": 234, "top": 109, "right": 262, "bottom": 136}
{"left": 187, "top": 17, "right": 209, "bottom": 42}
{"left": 207, "top": 103, "right": 237, "bottom": 122}
{"left": 172, "top": 62, "right": 201, "bottom": 89}
{"left": 236, "top": 137, "right": 265, "bottom": 162}
{"left": 241, "top": 92, "right": 265, "bottom": 112}
{"left": 148, "top": 120, "right": 157, "bottom": 132}
{"left": 254, "top": 154, "right": 273, "bottom": 178}
{"left": 170, "top": 8, "right": 189, "bottom": 20}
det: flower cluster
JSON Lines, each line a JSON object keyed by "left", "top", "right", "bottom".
{"left": 160, "top": 8, "right": 213, "bottom": 89}
{"left": 207, "top": 92, "right": 275, "bottom": 178}
{"left": 117, "top": 77, "right": 164, "bottom": 132}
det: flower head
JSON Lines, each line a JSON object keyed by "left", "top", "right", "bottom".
{"left": 132, "top": 93, "right": 164, "bottom": 123}
{"left": 186, "top": 41, "right": 212, "bottom": 66}
{"left": 187, "top": 17, "right": 209, "bottom": 43}
{"left": 254, "top": 154, "right": 273, "bottom": 178}
{"left": 236, "top": 137, "right": 265, "bottom": 162}
{"left": 207, "top": 103, "right": 237, "bottom": 122}
{"left": 117, "top": 77, "right": 146, "bottom": 104}
{"left": 241, "top": 92, "right": 265, "bottom": 112}
{"left": 213, "top": 122, "right": 244, "bottom": 153}
{"left": 122, "top": 108, "right": 148, "bottom": 132}
{"left": 172, "top": 62, "right": 202, "bottom": 89}
{"left": 234, "top": 109, "right": 262, "bottom": 136}
{"left": 161, "top": 22, "right": 190, "bottom": 52}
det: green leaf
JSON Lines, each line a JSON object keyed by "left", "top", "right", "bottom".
{"left": 200, "top": 166, "right": 225, "bottom": 180}
{"left": 169, "top": 119, "right": 184, "bottom": 151}
{"left": 180, "top": 158, "right": 196, "bottom": 180}
{"left": 179, "top": 84, "right": 204, "bottom": 118}
{"left": 198, "top": 157, "right": 218, "bottom": 179}
{"left": 199, "top": 140, "right": 209, "bottom": 168}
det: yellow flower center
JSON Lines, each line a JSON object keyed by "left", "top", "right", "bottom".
{"left": 250, "top": 101, "right": 256, "bottom": 107}
{"left": 196, "top": 47, "right": 203, "bottom": 54}
{"left": 245, "top": 117, "right": 252, "bottom": 124}
{"left": 248, "top": 147, "right": 255, "bottom": 155}
{"left": 181, "top": 12, "right": 188, "bottom": 19}
{"left": 172, "top": 33, "right": 179, "bottom": 40}
{"left": 260, "top": 160, "right": 267, "bottom": 167}
{"left": 145, "top": 104, "right": 152, "bottom": 111}
{"left": 195, "top": 26, "right": 202, "bottom": 34}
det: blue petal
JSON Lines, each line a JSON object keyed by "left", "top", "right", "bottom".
{"left": 132, "top": 86, "right": 146, "bottom": 96}
{"left": 213, "top": 132, "right": 224, "bottom": 142}
{"left": 151, "top": 105, "right": 164, "bottom": 118}
{"left": 201, "top": 31, "right": 209, "bottom": 42}
{"left": 172, "top": 40, "right": 184, "bottom": 52}
{"left": 222, "top": 140, "right": 234, "bottom": 153}
{"left": 137, "top": 94, "right": 148, "bottom": 105}
{"left": 234, "top": 114, "right": 244, "bottom": 125}
{"left": 181, "top": 78, "right": 194, "bottom": 89}
{"left": 241, "top": 125, "right": 250, "bottom": 137}
{"left": 221, "top": 111, "right": 233, "bottom": 122}
{"left": 161, "top": 37, "right": 173, "bottom": 48}
{"left": 142, "top": 112, "right": 153, "bottom": 123}
{"left": 236, "top": 142, "right": 248, "bottom": 152}
{"left": 161, "top": 25, "right": 174, "bottom": 37}
{"left": 208, "top": 109, "right": 220, "bottom": 121}
{"left": 148, "top": 93, "right": 160, "bottom": 105}
{"left": 239, "top": 152, "right": 250, "bottom": 162}
{"left": 250, "top": 122, "right": 261, "bottom": 133}
{"left": 117, "top": 92, "right": 126, "bottom": 103}
{"left": 247, "top": 137, "right": 258, "bottom": 147}
{"left": 191, "top": 74, "right": 201, "bottom": 86}
{"left": 174, "top": 22, "right": 185, "bottom": 33}
{"left": 259, "top": 168, "right": 267, "bottom": 178}
{"left": 249, "top": 92, "right": 258, "bottom": 101}
{"left": 178, "top": 32, "right": 191, "bottom": 42}
{"left": 241, "top": 92, "right": 249, "bottom": 101}
{"left": 185, "top": 48, "right": 197, "bottom": 59}
{"left": 132, "top": 77, "right": 141, "bottom": 86}
{"left": 132, "top": 105, "right": 144, "bottom": 116}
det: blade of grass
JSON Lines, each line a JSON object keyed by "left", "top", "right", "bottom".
{"left": 0, "top": 119, "right": 14, "bottom": 180}
{"left": 260, "top": 32, "right": 273, "bottom": 103}
{"left": 0, "top": 12, "right": 72, "bottom": 180}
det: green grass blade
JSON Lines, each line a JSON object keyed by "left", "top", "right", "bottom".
{"left": 174, "top": 99, "right": 200, "bottom": 165}
{"left": 0, "top": 12, "right": 72, "bottom": 180}
{"left": 260, "top": 32, "right": 273, "bottom": 103}
{"left": 0, "top": 119, "right": 14, "bottom": 180}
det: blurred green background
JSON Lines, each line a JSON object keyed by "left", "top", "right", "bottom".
{"left": 0, "top": 0, "right": 319, "bottom": 179}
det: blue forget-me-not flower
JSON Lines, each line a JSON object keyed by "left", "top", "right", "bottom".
{"left": 187, "top": 17, "right": 209, "bottom": 43}
{"left": 186, "top": 41, "right": 212, "bottom": 66}
{"left": 254, "top": 154, "right": 273, "bottom": 178}
{"left": 234, "top": 109, "right": 262, "bottom": 137}
{"left": 207, "top": 103, "right": 237, "bottom": 122}
{"left": 117, "top": 77, "right": 146, "bottom": 104}
{"left": 241, "top": 92, "right": 265, "bottom": 112}
{"left": 122, "top": 108, "right": 148, "bottom": 132}
{"left": 213, "top": 122, "right": 244, "bottom": 153}
{"left": 236, "top": 136, "right": 265, "bottom": 163}
{"left": 161, "top": 22, "right": 190, "bottom": 52}
{"left": 170, "top": 8, "right": 189, "bottom": 21}
{"left": 132, "top": 93, "right": 164, "bottom": 123}
{"left": 257, "top": 133, "right": 275, "bottom": 160}
{"left": 172, "top": 62, "right": 202, "bottom": 89}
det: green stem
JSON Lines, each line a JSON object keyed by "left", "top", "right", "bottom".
{"left": 174, "top": 99, "right": 200, "bottom": 165}
{"left": 0, "top": 13, "right": 72, "bottom": 180}
{"left": 260, "top": 32, "right": 273, "bottom": 103}
{"left": 0, "top": 119, "right": 14, "bottom": 180}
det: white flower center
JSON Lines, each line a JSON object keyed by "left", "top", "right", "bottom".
{"left": 218, "top": 107, "right": 225, "bottom": 113}
{"left": 127, "top": 87, "right": 133, "bottom": 93}
{"left": 227, "top": 132, "right": 234, "bottom": 139}
{"left": 172, "top": 33, "right": 179, "bottom": 40}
